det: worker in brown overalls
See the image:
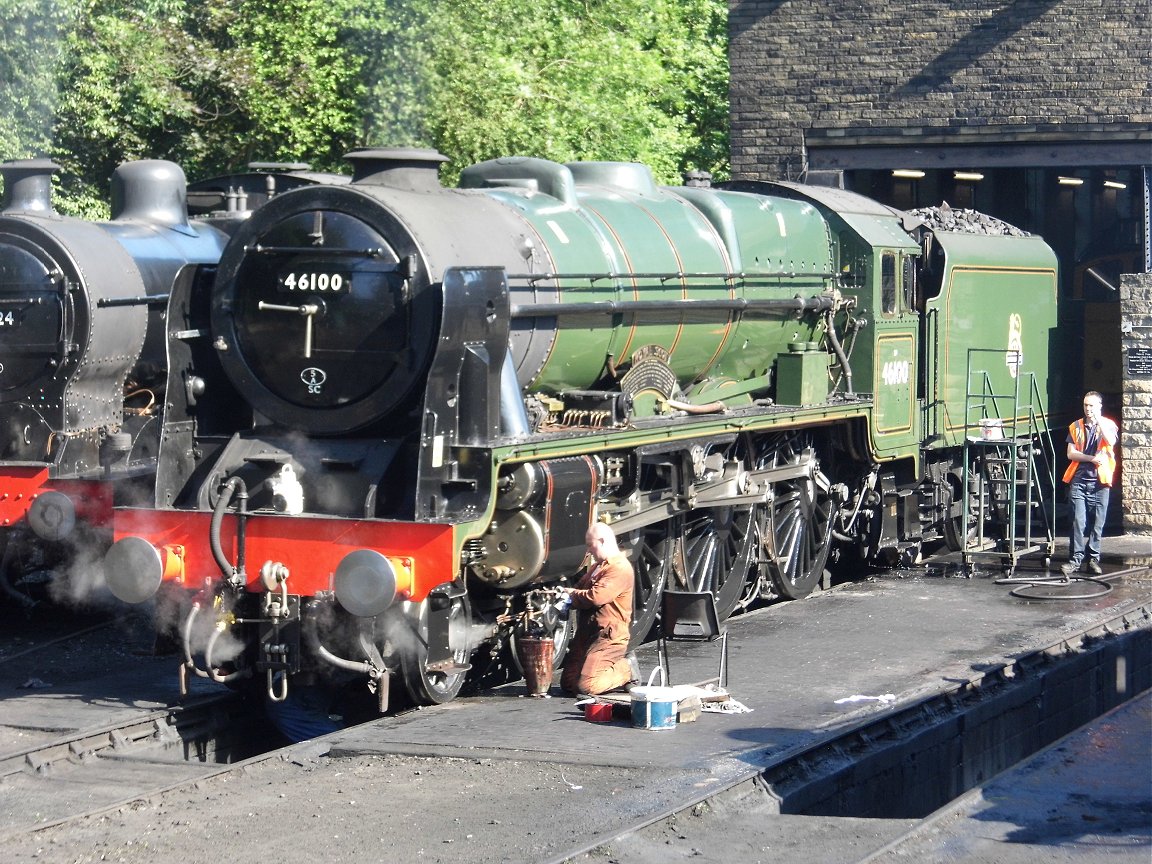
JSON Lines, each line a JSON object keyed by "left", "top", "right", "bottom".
{"left": 558, "top": 522, "right": 639, "bottom": 696}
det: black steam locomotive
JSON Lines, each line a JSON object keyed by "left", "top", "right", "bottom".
{"left": 100, "top": 149, "right": 1060, "bottom": 714}
{"left": 0, "top": 158, "right": 344, "bottom": 609}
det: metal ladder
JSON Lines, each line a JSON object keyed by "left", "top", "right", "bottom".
{"left": 960, "top": 350, "right": 1057, "bottom": 575}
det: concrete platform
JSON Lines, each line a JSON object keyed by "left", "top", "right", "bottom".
{"left": 316, "top": 536, "right": 1151, "bottom": 862}
{"left": 0, "top": 610, "right": 218, "bottom": 756}
{"left": 329, "top": 551, "right": 1150, "bottom": 779}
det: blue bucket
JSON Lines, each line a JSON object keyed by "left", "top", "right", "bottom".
{"left": 630, "top": 668, "right": 678, "bottom": 731}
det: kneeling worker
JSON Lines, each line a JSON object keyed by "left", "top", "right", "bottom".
{"left": 558, "top": 522, "right": 639, "bottom": 696}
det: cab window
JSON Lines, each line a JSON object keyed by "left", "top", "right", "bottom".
{"left": 838, "top": 233, "right": 868, "bottom": 291}
{"left": 903, "top": 254, "right": 918, "bottom": 311}
{"left": 881, "top": 252, "right": 897, "bottom": 315}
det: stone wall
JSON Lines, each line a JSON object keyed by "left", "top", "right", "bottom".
{"left": 729, "top": 0, "right": 1152, "bottom": 179}
{"left": 1121, "top": 272, "right": 1152, "bottom": 533}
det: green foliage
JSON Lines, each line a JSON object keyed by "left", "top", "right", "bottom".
{"left": 658, "top": 0, "right": 731, "bottom": 180}
{"left": 45, "top": 0, "right": 364, "bottom": 213}
{"left": 212, "top": 0, "right": 365, "bottom": 168}
{"left": 336, "top": 0, "right": 436, "bottom": 149}
{"left": 0, "top": 1, "right": 77, "bottom": 161}
{"left": 356, "top": 0, "right": 730, "bottom": 184}
{"left": 0, "top": 0, "right": 728, "bottom": 213}
{"left": 52, "top": 3, "right": 199, "bottom": 213}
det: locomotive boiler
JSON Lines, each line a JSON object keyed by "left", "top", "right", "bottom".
{"left": 103, "top": 149, "right": 1060, "bottom": 713}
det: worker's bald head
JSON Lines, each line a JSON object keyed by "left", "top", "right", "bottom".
{"left": 585, "top": 522, "right": 619, "bottom": 561}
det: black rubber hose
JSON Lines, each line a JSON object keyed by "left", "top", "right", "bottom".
{"left": 210, "top": 477, "right": 247, "bottom": 581}
{"left": 824, "top": 309, "right": 855, "bottom": 396}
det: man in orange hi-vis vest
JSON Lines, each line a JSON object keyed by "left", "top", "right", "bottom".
{"left": 1061, "top": 391, "right": 1118, "bottom": 576}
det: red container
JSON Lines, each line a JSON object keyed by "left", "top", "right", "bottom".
{"left": 584, "top": 702, "right": 613, "bottom": 722}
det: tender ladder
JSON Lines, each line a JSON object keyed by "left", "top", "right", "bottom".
{"left": 960, "top": 351, "right": 1057, "bottom": 575}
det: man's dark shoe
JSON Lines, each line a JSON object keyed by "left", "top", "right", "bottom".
{"left": 1059, "top": 560, "right": 1079, "bottom": 576}
{"left": 1086, "top": 559, "right": 1103, "bottom": 575}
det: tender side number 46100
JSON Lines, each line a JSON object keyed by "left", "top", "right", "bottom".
{"left": 881, "top": 359, "right": 910, "bottom": 386}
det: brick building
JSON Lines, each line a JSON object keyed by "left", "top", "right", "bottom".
{"left": 729, "top": 0, "right": 1151, "bottom": 531}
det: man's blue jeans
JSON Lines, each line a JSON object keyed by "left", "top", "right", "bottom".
{"left": 1068, "top": 476, "right": 1110, "bottom": 565}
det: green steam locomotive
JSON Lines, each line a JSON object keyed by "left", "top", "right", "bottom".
{"left": 104, "top": 150, "right": 1059, "bottom": 711}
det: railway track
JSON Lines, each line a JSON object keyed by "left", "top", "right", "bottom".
{"left": 0, "top": 605, "right": 259, "bottom": 842}
{"left": 0, "top": 693, "right": 248, "bottom": 842}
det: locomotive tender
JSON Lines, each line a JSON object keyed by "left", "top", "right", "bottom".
{"left": 102, "top": 149, "right": 1059, "bottom": 708}
{"left": 0, "top": 158, "right": 344, "bottom": 607}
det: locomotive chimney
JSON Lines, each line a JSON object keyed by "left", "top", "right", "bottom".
{"left": 682, "top": 169, "right": 712, "bottom": 188}
{"left": 345, "top": 148, "right": 448, "bottom": 192}
{"left": 110, "top": 159, "right": 191, "bottom": 228}
{"left": 1, "top": 158, "right": 60, "bottom": 214}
